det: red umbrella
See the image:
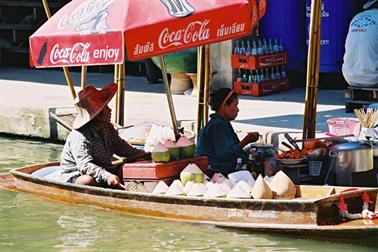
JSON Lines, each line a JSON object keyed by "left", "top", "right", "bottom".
{"left": 30, "top": 0, "right": 264, "bottom": 139}
{"left": 30, "top": 0, "right": 255, "bottom": 67}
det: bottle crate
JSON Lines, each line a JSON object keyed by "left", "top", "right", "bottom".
{"left": 231, "top": 51, "right": 288, "bottom": 70}
{"left": 345, "top": 86, "right": 378, "bottom": 112}
{"left": 233, "top": 77, "right": 289, "bottom": 97}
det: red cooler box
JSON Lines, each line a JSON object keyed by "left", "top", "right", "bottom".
{"left": 122, "top": 156, "right": 208, "bottom": 181}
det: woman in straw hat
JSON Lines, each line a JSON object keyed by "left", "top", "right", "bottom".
{"left": 59, "top": 83, "right": 150, "bottom": 189}
{"left": 195, "top": 88, "right": 259, "bottom": 175}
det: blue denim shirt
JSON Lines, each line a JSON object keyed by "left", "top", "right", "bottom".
{"left": 195, "top": 114, "right": 247, "bottom": 174}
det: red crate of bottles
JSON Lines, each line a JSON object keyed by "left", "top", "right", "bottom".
{"left": 233, "top": 78, "right": 289, "bottom": 97}
{"left": 231, "top": 51, "right": 288, "bottom": 70}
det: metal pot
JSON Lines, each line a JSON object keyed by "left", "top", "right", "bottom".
{"left": 328, "top": 141, "right": 373, "bottom": 186}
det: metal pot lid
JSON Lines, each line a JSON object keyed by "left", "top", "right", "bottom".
{"left": 250, "top": 143, "right": 273, "bottom": 148}
{"left": 329, "top": 141, "right": 372, "bottom": 151}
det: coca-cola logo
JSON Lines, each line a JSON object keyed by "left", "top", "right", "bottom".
{"left": 50, "top": 43, "right": 90, "bottom": 64}
{"left": 58, "top": 0, "right": 113, "bottom": 34}
{"left": 160, "top": 0, "right": 195, "bottom": 18}
{"left": 158, "top": 19, "right": 210, "bottom": 49}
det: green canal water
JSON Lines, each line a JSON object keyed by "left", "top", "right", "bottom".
{"left": 0, "top": 136, "right": 377, "bottom": 251}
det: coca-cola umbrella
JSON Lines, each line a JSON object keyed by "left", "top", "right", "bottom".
{"left": 29, "top": 0, "right": 258, "bottom": 138}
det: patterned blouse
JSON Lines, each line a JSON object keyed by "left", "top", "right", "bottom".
{"left": 60, "top": 122, "right": 145, "bottom": 184}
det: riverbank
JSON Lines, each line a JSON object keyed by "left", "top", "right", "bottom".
{"left": 0, "top": 67, "right": 351, "bottom": 147}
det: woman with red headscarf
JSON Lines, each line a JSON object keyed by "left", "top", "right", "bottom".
{"left": 195, "top": 88, "right": 259, "bottom": 175}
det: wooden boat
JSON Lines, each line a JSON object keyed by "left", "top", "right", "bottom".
{"left": 7, "top": 162, "right": 378, "bottom": 238}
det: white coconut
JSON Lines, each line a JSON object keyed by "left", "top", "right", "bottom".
{"left": 227, "top": 183, "right": 251, "bottom": 199}
{"left": 183, "top": 181, "right": 195, "bottom": 194}
{"left": 228, "top": 170, "right": 254, "bottom": 185}
{"left": 203, "top": 183, "right": 228, "bottom": 198}
{"left": 270, "top": 171, "right": 296, "bottom": 199}
{"left": 205, "top": 181, "right": 216, "bottom": 189}
{"left": 219, "top": 183, "right": 231, "bottom": 193}
{"left": 247, "top": 178, "right": 256, "bottom": 188}
{"left": 166, "top": 181, "right": 185, "bottom": 196}
{"left": 264, "top": 175, "right": 273, "bottom": 185}
{"left": 187, "top": 183, "right": 207, "bottom": 197}
{"left": 251, "top": 175, "right": 273, "bottom": 199}
{"left": 170, "top": 179, "right": 184, "bottom": 190}
{"left": 237, "top": 180, "right": 253, "bottom": 193}
{"left": 152, "top": 181, "right": 169, "bottom": 194}
{"left": 180, "top": 163, "right": 204, "bottom": 185}
{"left": 221, "top": 178, "right": 234, "bottom": 189}
{"left": 211, "top": 173, "right": 226, "bottom": 183}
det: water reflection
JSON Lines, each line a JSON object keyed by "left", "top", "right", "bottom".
{"left": 0, "top": 136, "right": 62, "bottom": 172}
{"left": 1, "top": 137, "right": 378, "bottom": 251}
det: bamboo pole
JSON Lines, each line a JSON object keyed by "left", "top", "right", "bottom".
{"left": 203, "top": 45, "right": 211, "bottom": 125}
{"left": 195, "top": 46, "right": 205, "bottom": 137}
{"left": 303, "top": 0, "right": 322, "bottom": 139}
{"left": 41, "top": 0, "right": 76, "bottom": 99}
{"left": 114, "top": 64, "right": 125, "bottom": 126}
{"left": 80, "top": 66, "right": 87, "bottom": 89}
{"left": 159, "top": 55, "right": 180, "bottom": 140}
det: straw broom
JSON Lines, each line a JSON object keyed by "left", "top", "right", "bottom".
{"left": 354, "top": 108, "right": 378, "bottom": 128}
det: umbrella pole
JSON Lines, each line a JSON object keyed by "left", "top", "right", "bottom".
{"left": 303, "top": 0, "right": 322, "bottom": 139}
{"left": 81, "top": 66, "right": 87, "bottom": 89}
{"left": 195, "top": 46, "right": 205, "bottom": 137}
{"left": 114, "top": 64, "right": 125, "bottom": 126}
{"left": 41, "top": 0, "right": 76, "bottom": 99}
{"left": 203, "top": 45, "right": 211, "bottom": 125}
{"left": 159, "top": 55, "right": 180, "bottom": 140}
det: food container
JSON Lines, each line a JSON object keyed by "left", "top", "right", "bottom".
{"left": 327, "top": 117, "right": 360, "bottom": 137}
{"left": 328, "top": 141, "right": 373, "bottom": 186}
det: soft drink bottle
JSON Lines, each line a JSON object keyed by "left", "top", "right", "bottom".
{"left": 245, "top": 40, "right": 251, "bottom": 56}
{"left": 279, "top": 38, "right": 284, "bottom": 52}
{"left": 257, "top": 39, "right": 264, "bottom": 55}
{"left": 235, "top": 157, "right": 243, "bottom": 171}
{"left": 263, "top": 38, "right": 268, "bottom": 54}
{"left": 273, "top": 38, "right": 279, "bottom": 52}
{"left": 234, "top": 40, "right": 240, "bottom": 55}
{"left": 270, "top": 67, "right": 276, "bottom": 80}
{"left": 268, "top": 38, "right": 273, "bottom": 54}
{"left": 251, "top": 40, "right": 257, "bottom": 56}
{"left": 275, "top": 66, "right": 281, "bottom": 79}
{"left": 280, "top": 65, "right": 287, "bottom": 78}
{"left": 240, "top": 40, "right": 246, "bottom": 55}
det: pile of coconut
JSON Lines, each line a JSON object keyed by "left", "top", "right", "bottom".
{"left": 151, "top": 163, "right": 297, "bottom": 200}
{"left": 151, "top": 136, "right": 196, "bottom": 163}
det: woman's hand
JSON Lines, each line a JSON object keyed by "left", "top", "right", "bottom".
{"left": 240, "top": 132, "right": 260, "bottom": 148}
{"left": 107, "top": 174, "right": 123, "bottom": 189}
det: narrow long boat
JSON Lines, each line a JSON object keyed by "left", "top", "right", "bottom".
{"left": 8, "top": 162, "right": 378, "bottom": 238}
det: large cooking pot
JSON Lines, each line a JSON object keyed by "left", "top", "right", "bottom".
{"left": 328, "top": 141, "right": 373, "bottom": 186}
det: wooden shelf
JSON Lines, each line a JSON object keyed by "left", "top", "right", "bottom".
{"left": 1, "top": 47, "right": 29, "bottom": 53}
{"left": 0, "top": 24, "right": 37, "bottom": 30}
{"left": 0, "top": 0, "right": 64, "bottom": 8}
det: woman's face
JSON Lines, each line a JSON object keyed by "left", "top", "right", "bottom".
{"left": 224, "top": 97, "right": 239, "bottom": 120}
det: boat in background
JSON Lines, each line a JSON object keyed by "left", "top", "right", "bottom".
{"left": 6, "top": 162, "right": 378, "bottom": 238}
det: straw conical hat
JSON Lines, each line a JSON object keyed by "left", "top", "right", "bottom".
{"left": 73, "top": 83, "right": 117, "bottom": 129}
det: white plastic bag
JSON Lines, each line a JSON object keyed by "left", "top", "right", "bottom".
{"left": 144, "top": 124, "right": 176, "bottom": 152}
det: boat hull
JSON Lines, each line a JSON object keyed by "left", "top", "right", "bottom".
{"left": 9, "top": 163, "right": 378, "bottom": 238}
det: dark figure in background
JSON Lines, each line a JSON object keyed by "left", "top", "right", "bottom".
{"left": 59, "top": 83, "right": 150, "bottom": 189}
{"left": 195, "top": 88, "right": 259, "bottom": 175}
{"left": 342, "top": 0, "right": 378, "bottom": 87}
